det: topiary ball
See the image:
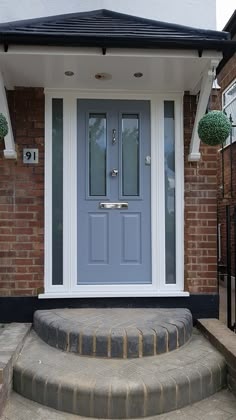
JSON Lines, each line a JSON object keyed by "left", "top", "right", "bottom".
{"left": 0, "top": 113, "right": 8, "bottom": 139}
{"left": 198, "top": 110, "right": 231, "bottom": 146}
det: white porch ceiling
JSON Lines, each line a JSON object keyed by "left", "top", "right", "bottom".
{"left": 0, "top": 47, "right": 222, "bottom": 92}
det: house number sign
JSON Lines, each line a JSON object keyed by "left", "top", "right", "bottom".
{"left": 23, "top": 148, "right": 39, "bottom": 164}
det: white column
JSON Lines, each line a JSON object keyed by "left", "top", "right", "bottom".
{"left": 0, "top": 71, "right": 17, "bottom": 159}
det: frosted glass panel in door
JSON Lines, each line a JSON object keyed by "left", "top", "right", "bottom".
{"left": 122, "top": 114, "right": 139, "bottom": 196}
{"left": 89, "top": 114, "right": 107, "bottom": 196}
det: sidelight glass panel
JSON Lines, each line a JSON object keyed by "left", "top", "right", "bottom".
{"left": 122, "top": 114, "right": 139, "bottom": 196}
{"left": 52, "top": 98, "right": 63, "bottom": 285}
{"left": 164, "top": 101, "right": 176, "bottom": 284}
{"left": 89, "top": 114, "right": 107, "bottom": 196}
{"left": 223, "top": 81, "right": 236, "bottom": 145}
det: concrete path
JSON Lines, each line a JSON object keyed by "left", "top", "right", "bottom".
{"left": 2, "top": 389, "right": 236, "bottom": 420}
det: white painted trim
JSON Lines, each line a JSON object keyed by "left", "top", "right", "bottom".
{"left": 44, "top": 89, "right": 185, "bottom": 297}
{"left": 188, "top": 152, "right": 201, "bottom": 161}
{"left": 152, "top": 95, "right": 185, "bottom": 293}
{"left": 62, "top": 96, "right": 77, "bottom": 292}
{"left": 39, "top": 291, "right": 190, "bottom": 299}
{"left": 154, "top": 98, "right": 166, "bottom": 291}
{"left": 175, "top": 96, "right": 185, "bottom": 291}
{"left": 0, "top": 71, "right": 17, "bottom": 159}
{"left": 45, "top": 90, "right": 185, "bottom": 99}
{"left": 0, "top": 45, "right": 223, "bottom": 60}
{"left": 62, "top": 97, "right": 69, "bottom": 292}
{"left": 222, "top": 78, "right": 236, "bottom": 146}
{"left": 188, "top": 59, "right": 220, "bottom": 162}
{"left": 44, "top": 94, "right": 53, "bottom": 293}
{"left": 222, "top": 78, "right": 236, "bottom": 102}
{"left": 150, "top": 98, "right": 159, "bottom": 290}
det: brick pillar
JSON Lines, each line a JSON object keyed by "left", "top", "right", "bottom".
{"left": 184, "top": 93, "right": 218, "bottom": 294}
{"left": 0, "top": 88, "right": 44, "bottom": 296}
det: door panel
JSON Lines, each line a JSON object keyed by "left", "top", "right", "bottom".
{"left": 88, "top": 213, "right": 109, "bottom": 264}
{"left": 77, "top": 99, "right": 151, "bottom": 284}
{"left": 121, "top": 214, "right": 141, "bottom": 263}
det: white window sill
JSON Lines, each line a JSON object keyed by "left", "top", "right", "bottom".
{"left": 38, "top": 291, "right": 190, "bottom": 299}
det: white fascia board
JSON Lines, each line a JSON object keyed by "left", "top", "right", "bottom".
{"left": 0, "top": 71, "right": 16, "bottom": 159}
{"left": 0, "top": 45, "right": 223, "bottom": 60}
{"left": 188, "top": 58, "right": 221, "bottom": 162}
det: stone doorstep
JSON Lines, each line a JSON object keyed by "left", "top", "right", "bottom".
{"left": 0, "top": 323, "right": 31, "bottom": 415}
{"left": 34, "top": 308, "right": 193, "bottom": 358}
{"left": 197, "top": 319, "right": 236, "bottom": 396}
{"left": 13, "top": 329, "right": 226, "bottom": 419}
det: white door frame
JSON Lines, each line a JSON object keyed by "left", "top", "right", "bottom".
{"left": 40, "top": 89, "right": 188, "bottom": 298}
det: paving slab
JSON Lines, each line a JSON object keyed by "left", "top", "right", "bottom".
{"left": 13, "top": 329, "right": 226, "bottom": 418}
{"left": 34, "top": 308, "right": 192, "bottom": 358}
{"left": 2, "top": 389, "right": 236, "bottom": 420}
{"left": 0, "top": 323, "right": 31, "bottom": 417}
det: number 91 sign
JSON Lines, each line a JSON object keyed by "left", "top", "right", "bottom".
{"left": 23, "top": 148, "right": 39, "bottom": 164}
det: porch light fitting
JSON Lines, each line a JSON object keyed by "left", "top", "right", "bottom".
{"left": 64, "top": 71, "right": 74, "bottom": 76}
{"left": 134, "top": 72, "right": 143, "bottom": 78}
{"left": 95, "top": 73, "right": 112, "bottom": 80}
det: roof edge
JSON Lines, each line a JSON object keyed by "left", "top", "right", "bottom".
{"left": 0, "top": 33, "right": 235, "bottom": 51}
{"left": 223, "top": 9, "right": 236, "bottom": 37}
{"left": 0, "top": 8, "right": 230, "bottom": 40}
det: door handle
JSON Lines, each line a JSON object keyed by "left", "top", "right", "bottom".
{"left": 111, "top": 169, "right": 118, "bottom": 177}
{"left": 112, "top": 129, "right": 116, "bottom": 144}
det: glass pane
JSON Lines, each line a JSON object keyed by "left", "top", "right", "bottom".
{"left": 52, "top": 99, "right": 63, "bottom": 285}
{"left": 122, "top": 114, "right": 139, "bottom": 196}
{"left": 224, "top": 103, "right": 236, "bottom": 144}
{"left": 223, "top": 81, "right": 236, "bottom": 106}
{"left": 164, "top": 101, "right": 176, "bottom": 284}
{"left": 89, "top": 114, "right": 107, "bottom": 196}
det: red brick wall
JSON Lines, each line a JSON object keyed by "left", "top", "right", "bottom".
{"left": 184, "top": 94, "right": 218, "bottom": 294}
{"left": 218, "top": 55, "right": 236, "bottom": 93}
{"left": 0, "top": 88, "right": 44, "bottom": 296}
{"left": 0, "top": 89, "right": 218, "bottom": 296}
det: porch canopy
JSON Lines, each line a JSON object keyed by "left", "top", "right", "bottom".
{"left": 0, "top": 9, "right": 235, "bottom": 160}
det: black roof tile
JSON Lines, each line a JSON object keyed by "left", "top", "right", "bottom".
{"left": 0, "top": 9, "right": 234, "bottom": 51}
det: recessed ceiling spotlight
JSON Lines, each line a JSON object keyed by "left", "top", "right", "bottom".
{"left": 95, "top": 73, "right": 112, "bottom": 81}
{"left": 134, "top": 72, "right": 143, "bottom": 78}
{"left": 64, "top": 71, "right": 74, "bottom": 76}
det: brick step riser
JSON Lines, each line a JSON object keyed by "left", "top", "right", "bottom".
{"left": 13, "top": 360, "right": 226, "bottom": 419}
{"left": 34, "top": 310, "right": 193, "bottom": 358}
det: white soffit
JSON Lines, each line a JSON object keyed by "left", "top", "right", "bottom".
{"left": 0, "top": 48, "right": 222, "bottom": 93}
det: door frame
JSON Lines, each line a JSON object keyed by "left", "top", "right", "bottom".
{"left": 42, "top": 89, "right": 188, "bottom": 298}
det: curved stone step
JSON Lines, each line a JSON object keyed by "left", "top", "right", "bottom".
{"left": 13, "top": 330, "right": 226, "bottom": 419}
{"left": 34, "top": 308, "right": 192, "bottom": 358}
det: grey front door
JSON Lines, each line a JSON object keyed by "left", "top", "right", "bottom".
{"left": 77, "top": 99, "right": 151, "bottom": 284}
